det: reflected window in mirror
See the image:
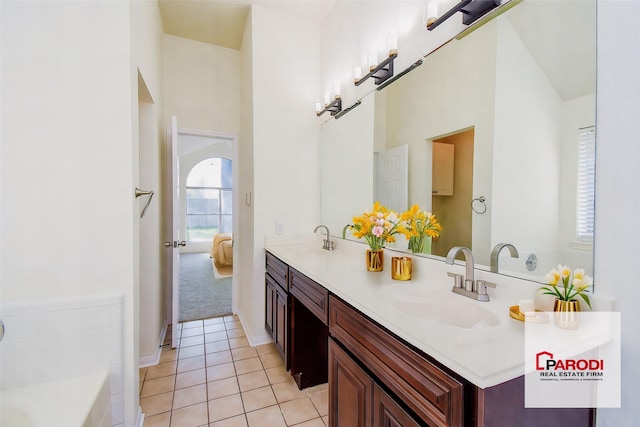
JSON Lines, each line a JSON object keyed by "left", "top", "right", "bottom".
{"left": 577, "top": 126, "right": 595, "bottom": 243}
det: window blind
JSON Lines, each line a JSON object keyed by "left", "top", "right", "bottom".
{"left": 577, "top": 126, "right": 596, "bottom": 242}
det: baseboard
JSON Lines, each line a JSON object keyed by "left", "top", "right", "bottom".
{"left": 139, "top": 323, "right": 167, "bottom": 368}
{"left": 235, "top": 308, "right": 272, "bottom": 347}
{"left": 135, "top": 406, "right": 145, "bottom": 427}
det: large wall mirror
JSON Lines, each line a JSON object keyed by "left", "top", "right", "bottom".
{"left": 321, "top": 0, "right": 596, "bottom": 283}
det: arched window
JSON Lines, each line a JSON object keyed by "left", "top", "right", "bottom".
{"left": 185, "top": 158, "right": 232, "bottom": 241}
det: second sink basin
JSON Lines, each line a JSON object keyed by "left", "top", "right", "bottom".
{"left": 392, "top": 289, "right": 500, "bottom": 329}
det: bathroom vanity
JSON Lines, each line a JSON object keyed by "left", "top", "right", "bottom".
{"left": 264, "top": 239, "right": 596, "bottom": 426}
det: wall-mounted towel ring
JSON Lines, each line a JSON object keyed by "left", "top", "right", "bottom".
{"left": 135, "top": 188, "right": 155, "bottom": 218}
{"left": 471, "top": 196, "right": 487, "bottom": 214}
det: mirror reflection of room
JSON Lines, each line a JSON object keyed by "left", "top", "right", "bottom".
{"left": 320, "top": 0, "right": 595, "bottom": 283}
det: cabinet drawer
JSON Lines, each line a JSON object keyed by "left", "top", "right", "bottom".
{"left": 266, "top": 251, "right": 289, "bottom": 290}
{"left": 329, "top": 295, "right": 464, "bottom": 427}
{"left": 289, "top": 267, "right": 329, "bottom": 325}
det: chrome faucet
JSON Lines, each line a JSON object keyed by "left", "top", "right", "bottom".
{"left": 446, "top": 246, "right": 496, "bottom": 302}
{"left": 314, "top": 225, "right": 335, "bottom": 251}
{"left": 342, "top": 224, "right": 353, "bottom": 239}
{"left": 490, "top": 243, "right": 519, "bottom": 273}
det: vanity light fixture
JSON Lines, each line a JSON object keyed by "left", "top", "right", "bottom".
{"left": 316, "top": 96, "right": 342, "bottom": 117}
{"left": 354, "top": 36, "right": 398, "bottom": 87}
{"left": 427, "top": 0, "right": 501, "bottom": 31}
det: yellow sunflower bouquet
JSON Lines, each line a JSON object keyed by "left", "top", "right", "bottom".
{"left": 350, "top": 202, "right": 404, "bottom": 251}
{"left": 401, "top": 205, "right": 441, "bottom": 254}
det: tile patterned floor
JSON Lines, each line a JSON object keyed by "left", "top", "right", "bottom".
{"left": 140, "top": 315, "right": 329, "bottom": 427}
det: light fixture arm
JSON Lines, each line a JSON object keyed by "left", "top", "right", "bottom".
{"left": 316, "top": 97, "right": 342, "bottom": 117}
{"left": 354, "top": 52, "right": 398, "bottom": 86}
{"left": 427, "top": 0, "right": 501, "bottom": 31}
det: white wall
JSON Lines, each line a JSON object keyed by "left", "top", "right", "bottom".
{"left": 240, "top": 5, "right": 321, "bottom": 344}
{"left": 594, "top": 1, "right": 640, "bottom": 425}
{"left": 162, "top": 35, "right": 242, "bottom": 133}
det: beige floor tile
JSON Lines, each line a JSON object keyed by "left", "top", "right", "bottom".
{"left": 206, "top": 362, "right": 237, "bottom": 381}
{"left": 231, "top": 346, "right": 257, "bottom": 361}
{"left": 208, "top": 394, "right": 245, "bottom": 423}
{"left": 207, "top": 350, "right": 233, "bottom": 367}
{"left": 173, "top": 383, "right": 207, "bottom": 409}
{"left": 265, "top": 366, "right": 290, "bottom": 385}
{"left": 279, "top": 397, "right": 319, "bottom": 426}
{"left": 204, "top": 317, "right": 225, "bottom": 325}
{"left": 143, "top": 411, "right": 171, "bottom": 427}
{"left": 241, "top": 385, "right": 277, "bottom": 412}
{"left": 226, "top": 328, "right": 246, "bottom": 339}
{"left": 225, "top": 320, "right": 242, "bottom": 330}
{"left": 177, "top": 355, "right": 206, "bottom": 373}
{"left": 179, "top": 344, "right": 205, "bottom": 359}
{"left": 205, "top": 323, "right": 227, "bottom": 333}
{"left": 322, "top": 415, "right": 328, "bottom": 426}
{"left": 237, "top": 370, "right": 270, "bottom": 392}
{"left": 234, "top": 357, "right": 263, "bottom": 375}
{"left": 292, "top": 418, "right": 326, "bottom": 427}
{"left": 140, "top": 367, "right": 148, "bottom": 381}
{"left": 170, "top": 401, "right": 208, "bottom": 427}
{"left": 159, "top": 348, "right": 179, "bottom": 363}
{"left": 140, "top": 375, "right": 176, "bottom": 398}
{"left": 146, "top": 361, "right": 178, "bottom": 380}
{"left": 140, "top": 391, "right": 173, "bottom": 416}
{"left": 259, "top": 352, "right": 284, "bottom": 370}
{"left": 305, "top": 383, "right": 328, "bottom": 395}
{"left": 229, "top": 337, "right": 249, "bottom": 349}
{"left": 175, "top": 368, "right": 206, "bottom": 389}
{"left": 309, "top": 390, "right": 328, "bottom": 417}
{"left": 181, "top": 326, "right": 204, "bottom": 337}
{"left": 255, "top": 343, "right": 277, "bottom": 355}
{"left": 180, "top": 335, "right": 205, "bottom": 348}
{"left": 209, "top": 414, "right": 248, "bottom": 427}
{"left": 224, "top": 314, "right": 239, "bottom": 323}
{"left": 206, "top": 330, "right": 229, "bottom": 343}
{"left": 272, "top": 378, "right": 307, "bottom": 403}
{"left": 206, "top": 340, "right": 231, "bottom": 354}
{"left": 207, "top": 377, "right": 240, "bottom": 400}
{"left": 182, "top": 320, "right": 204, "bottom": 329}
{"left": 245, "top": 405, "right": 286, "bottom": 427}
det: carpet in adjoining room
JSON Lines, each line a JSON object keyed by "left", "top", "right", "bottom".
{"left": 179, "top": 252, "right": 232, "bottom": 322}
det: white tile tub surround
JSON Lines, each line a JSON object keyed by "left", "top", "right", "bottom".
{"left": 0, "top": 370, "right": 112, "bottom": 427}
{"left": 0, "top": 293, "right": 124, "bottom": 426}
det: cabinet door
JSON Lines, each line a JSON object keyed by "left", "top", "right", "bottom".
{"left": 329, "top": 338, "right": 373, "bottom": 427}
{"left": 265, "top": 274, "right": 275, "bottom": 338}
{"left": 274, "top": 284, "right": 289, "bottom": 368}
{"left": 432, "top": 142, "right": 454, "bottom": 196}
{"left": 373, "top": 384, "right": 421, "bottom": 427}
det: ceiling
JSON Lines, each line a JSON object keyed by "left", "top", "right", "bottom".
{"left": 158, "top": 0, "right": 336, "bottom": 50}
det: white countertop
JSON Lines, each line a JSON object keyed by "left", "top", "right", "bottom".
{"left": 265, "top": 236, "right": 613, "bottom": 389}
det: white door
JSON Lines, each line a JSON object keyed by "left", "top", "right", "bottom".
{"left": 375, "top": 144, "right": 408, "bottom": 212}
{"left": 165, "top": 116, "right": 184, "bottom": 348}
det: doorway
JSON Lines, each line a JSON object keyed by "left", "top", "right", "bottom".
{"left": 431, "top": 128, "right": 474, "bottom": 257}
{"left": 173, "top": 129, "right": 238, "bottom": 324}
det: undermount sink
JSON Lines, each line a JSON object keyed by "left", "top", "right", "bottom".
{"left": 392, "top": 290, "right": 500, "bottom": 329}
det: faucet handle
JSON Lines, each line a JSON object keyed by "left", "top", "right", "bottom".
{"left": 476, "top": 279, "right": 496, "bottom": 295}
{"left": 323, "top": 239, "right": 335, "bottom": 251}
{"left": 447, "top": 272, "right": 464, "bottom": 288}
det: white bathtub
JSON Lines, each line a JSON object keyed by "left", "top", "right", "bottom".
{"left": 0, "top": 370, "right": 111, "bottom": 427}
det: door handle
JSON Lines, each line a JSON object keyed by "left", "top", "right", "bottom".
{"left": 164, "top": 241, "right": 187, "bottom": 248}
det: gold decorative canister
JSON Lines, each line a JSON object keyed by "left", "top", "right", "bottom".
{"left": 553, "top": 299, "right": 581, "bottom": 329}
{"left": 366, "top": 249, "right": 384, "bottom": 272}
{"left": 391, "top": 256, "right": 412, "bottom": 281}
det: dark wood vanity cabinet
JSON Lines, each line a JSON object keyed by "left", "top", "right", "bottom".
{"left": 329, "top": 295, "right": 464, "bottom": 427}
{"left": 265, "top": 252, "right": 290, "bottom": 368}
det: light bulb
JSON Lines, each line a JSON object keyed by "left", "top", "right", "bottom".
{"left": 427, "top": 1, "right": 439, "bottom": 27}
{"left": 368, "top": 51, "right": 378, "bottom": 71}
{"left": 354, "top": 66, "right": 362, "bottom": 83}
{"left": 387, "top": 33, "right": 398, "bottom": 56}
